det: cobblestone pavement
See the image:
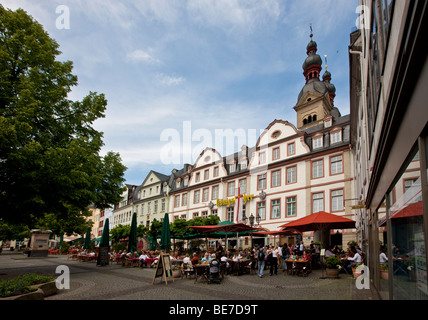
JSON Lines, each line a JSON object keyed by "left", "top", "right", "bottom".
{"left": 0, "top": 251, "right": 380, "bottom": 302}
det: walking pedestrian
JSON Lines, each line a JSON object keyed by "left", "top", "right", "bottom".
{"left": 257, "top": 246, "right": 266, "bottom": 278}
{"left": 270, "top": 246, "right": 279, "bottom": 276}
{"left": 282, "top": 243, "right": 290, "bottom": 272}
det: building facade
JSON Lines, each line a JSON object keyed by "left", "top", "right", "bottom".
{"left": 349, "top": 0, "right": 428, "bottom": 300}
{"left": 112, "top": 184, "right": 138, "bottom": 228}
{"left": 168, "top": 36, "right": 356, "bottom": 248}
{"left": 132, "top": 170, "right": 171, "bottom": 227}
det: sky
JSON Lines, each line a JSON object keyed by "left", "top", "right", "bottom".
{"left": 1, "top": 0, "right": 360, "bottom": 186}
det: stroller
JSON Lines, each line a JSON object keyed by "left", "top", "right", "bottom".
{"left": 208, "top": 258, "right": 221, "bottom": 284}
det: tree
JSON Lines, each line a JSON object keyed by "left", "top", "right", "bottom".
{"left": 0, "top": 5, "right": 126, "bottom": 228}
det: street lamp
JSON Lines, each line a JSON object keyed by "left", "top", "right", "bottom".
{"left": 243, "top": 213, "right": 260, "bottom": 249}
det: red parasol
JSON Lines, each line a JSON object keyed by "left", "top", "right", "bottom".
{"left": 280, "top": 211, "right": 355, "bottom": 233}
{"left": 378, "top": 201, "right": 423, "bottom": 227}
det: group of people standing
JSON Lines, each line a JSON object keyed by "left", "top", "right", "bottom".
{"left": 255, "top": 242, "right": 310, "bottom": 278}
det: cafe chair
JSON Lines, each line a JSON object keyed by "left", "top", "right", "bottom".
{"left": 182, "top": 262, "right": 194, "bottom": 279}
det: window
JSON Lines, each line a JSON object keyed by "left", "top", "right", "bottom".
{"left": 182, "top": 193, "right": 187, "bottom": 206}
{"left": 212, "top": 186, "right": 219, "bottom": 199}
{"left": 273, "top": 147, "right": 280, "bottom": 160}
{"left": 312, "top": 193, "right": 324, "bottom": 213}
{"left": 227, "top": 207, "right": 234, "bottom": 222}
{"left": 228, "top": 182, "right": 235, "bottom": 197}
{"left": 154, "top": 200, "right": 158, "bottom": 213}
{"left": 148, "top": 202, "right": 151, "bottom": 214}
{"left": 214, "top": 166, "right": 219, "bottom": 177}
{"left": 257, "top": 202, "right": 266, "bottom": 220}
{"left": 259, "top": 151, "right": 266, "bottom": 164}
{"left": 141, "top": 204, "right": 145, "bottom": 215}
{"left": 230, "top": 163, "right": 236, "bottom": 173}
{"left": 286, "top": 166, "right": 297, "bottom": 184}
{"left": 202, "top": 188, "right": 209, "bottom": 202}
{"left": 271, "top": 199, "right": 281, "bottom": 219}
{"left": 175, "top": 196, "right": 180, "bottom": 208}
{"left": 287, "top": 142, "right": 295, "bottom": 156}
{"left": 287, "top": 196, "right": 297, "bottom": 217}
{"left": 194, "top": 190, "right": 200, "bottom": 204}
{"left": 330, "top": 155, "right": 343, "bottom": 175}
{"left": 240, "top": 160, "right": 247, "bottom": 170}
{"left": 204, "top": 169, "right": 209, "bottom": 180}
{"left": 202, "top": 211, "right": 208, "bottom": 218}
{"left": 271, "top": 170, "right": 281, "bottom": 187}
{"left": 312, "top": 160, "right": 324, "bottom": 178}
{"left": 239, "top": 178, "right": 247, "bottom": 194}
{"left": 331, "top": 130, "right": 342, "bottom": 144}
{"left": 331, "top": 189, "right": 344, "bottom": 212}
{"left": 258, "top": 174, "right": 266, "bottom": 190}
{"left": 161, "top": 199, "right": 165, "bottom": 212}
{"left": 313, "top": 136, "right": 323, "bottom": 149}
{"left": 211, "top": 209, "right": 218, "bottom": 216}
{"left": 195, "top": 172, "right": 200, "bottom": 182}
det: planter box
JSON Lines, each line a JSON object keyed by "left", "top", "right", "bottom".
{"left": 380, "top": 270, "right": 389, "bottom": 280}
{"left": 0, "top": 289, "right": 44, "bottom": 301}
{"left": 325, "top": 268, "right": 340, "bottom": 278}
{"left": 0, "top": 281, "right": 57, "bottom": 300}
{"left": 33, "top": 281, "right": 58, "bottom": 297}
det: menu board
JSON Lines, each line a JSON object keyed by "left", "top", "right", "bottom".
{"left": 97, "top": 246, "right": 109, "bottom": 266}
{"left": 152, "top": 253, "right": 174, "bottom": 285}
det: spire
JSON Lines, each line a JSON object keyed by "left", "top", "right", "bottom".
{"left": 303, "top": 24, "right": 322, "bottom": 84}
{"left": 322, "top": 54, "right": 336, "bottom": 105}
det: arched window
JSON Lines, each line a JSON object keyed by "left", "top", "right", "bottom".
{"left": 308, "top": 115, "right": 312, "bottom": 123}
{"left": 313, "top": 114, "right": 317, "bottom": 121}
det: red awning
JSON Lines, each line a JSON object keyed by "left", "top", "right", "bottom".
{"left": 280, "top": 211, "right": 355, "bottom": 232}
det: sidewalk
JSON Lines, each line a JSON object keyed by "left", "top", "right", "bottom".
{"left": 0, "top": 252, "right": 380, "bottom": 301}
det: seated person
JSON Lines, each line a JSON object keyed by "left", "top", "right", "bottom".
{"left": 182, "top": 253, "right": 191, "bottom": 264}
{"left": 302, "top": 250, "right": 311, "bottom": 261}
{"left": 325, "top": 248, "right": 335, "bottom": 258}
{"left": 191, "top": 253, "right": 199, "bottom": 265}
{"left": 201, "top": 252, "right": 211, "bottom": 264}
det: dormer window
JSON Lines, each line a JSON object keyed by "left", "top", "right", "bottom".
{"left": 330, "top": 128, "right": 342, "bottom": 144}
{"left": 313, "top": 136, "right": 323, "bottom": 149}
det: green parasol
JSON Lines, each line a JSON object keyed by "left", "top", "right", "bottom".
{"left": 83, "top": 227, "right": 91, "bottom": 249}
{"left": 128, "top": 213, "right": 137, "bottom": 253}
{"left": 160, "top": 213, "right": 171, "bottom": 251}
{"left": 100, "top": 218, "right": 110, "bottom": 248}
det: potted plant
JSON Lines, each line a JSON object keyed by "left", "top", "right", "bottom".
{"left": 172, "top": 265, "right": 182, "bottom": 278}
{"left": 352, "top": 263, "right": 364, "bottom": 279}
{"left": 380, "top": 264, "right": 389, "bottom": 280}
{"left": 325, "top": 256, "right": 341, "bottom": 278}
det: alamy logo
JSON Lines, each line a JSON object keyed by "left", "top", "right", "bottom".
{"left": 56, "top": 5, "right": 70, "bottom": 30}
{"left": 55, "top": 265, "right": 70, "bottom": 289}
{"left": 355, "top": 265, "right": 370, "bottom": 290}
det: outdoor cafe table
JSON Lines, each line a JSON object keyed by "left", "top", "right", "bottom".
{"left": 194, "top": 264, "right": 210, "bottom": 282}
{"left": 145, "top": 257, "right": 158, "bottom": 266}
{"left": 284, "top": 259, "right": 310, "bottom": 276}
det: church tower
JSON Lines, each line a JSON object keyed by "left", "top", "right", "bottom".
{"left": 294, "top": 32, "right": 339, "bottom": 130}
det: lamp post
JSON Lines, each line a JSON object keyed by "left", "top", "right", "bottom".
{"left": 242, "top": 213, "right": 260, "bottom": 249}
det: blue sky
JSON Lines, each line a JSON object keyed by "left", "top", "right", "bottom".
{"left": 2, "top": 0, "right": 359, "bottom": 186}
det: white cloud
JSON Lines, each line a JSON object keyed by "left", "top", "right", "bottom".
{"left": 155, "top": 73, "right": 185, "bottom": 86}
{"left": 126, "top": 49, "right": 161, "bottom": 64}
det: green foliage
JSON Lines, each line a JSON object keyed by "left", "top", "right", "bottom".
{"left": 0, "top": 5, "right": 126, "bottom": 228}
{"left": 110, "top": 224, "right": 130, "bottom": 243}
{"left": 0, "top": 221, "right": 30, "bottom": 241}
{"left": 326, "top": 256, "right": 342, "bottom": 269}
{"left": 380, "top": 263, "right": 388, "bottom": 270}
{"left": 0, "top": 273, "right": 55, "bottom": 298}
{"left": 60, "top": 241, "right": 70, "bottom": 254}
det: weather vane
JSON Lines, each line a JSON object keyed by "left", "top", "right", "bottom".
{"left": 324, "top": 55, "right": 328, "bottom": 70}
{"left": 309, "top": 23, "right": 313, "bottom": 39}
